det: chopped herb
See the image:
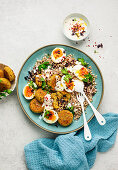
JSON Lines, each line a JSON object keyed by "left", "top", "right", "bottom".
{"left": 46, "top": 53, "right": 50, "bottom": 58}
{"left": 77, "top": 58, "right": 88, "bottom": 67}
{"left": 42, "top": 81, "right": 46, "bottom": 89}
{"left": 66, "top": 105, "right": 74, "bottom": 115}
{"left": 61, "top": 68, "right": 72, "bottom": 83}
{"left": 4, "top": 89, "right": 12, "bottom": 94}
{"left": 72, "top": 18, "right": 77, "bottom": 21}
{"left": 38, "top": 62, "right": 50, "bottom": 72}
{"left": 44, "top": 110, "right": 50, "bottom": 119}
{"left": 41, "top": 78, "right": 51, "bottom": 92}
{"left": 64, "top": 74, "right": 72, "bottom": 83}
{"left": 0, "top": 79, "right": 2, "bottom": 83}
{"left": 61, "top": 68, "right": 69, "bottom": 75}
{"left": 28, "top": 81, "right": 37, "bottom": 90}
{"left": 40, "top": 77, "right": 45, "bottom": 81}
{"left": 0, "top": 93, "right": 6, "bottom": 97}
{"left": 0, "top": 89, "right": 12, "bottom": 99}
{"left": 82, "top": 73, "right": 93, "bottom": 83}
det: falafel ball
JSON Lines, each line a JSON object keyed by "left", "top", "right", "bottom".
{"left": 58, "top": 110, "right": 73, "bottom": 127}
{"left": 0, "top": 69, "right": 4, "bottom": 78}
{"left": 4, "top": 66, "right": 15, "bottom": 82}
{"left": 35, "top": 74, "right": 42, "bottom": 87}
{"left": 0, "top": 78, "right": 11, "bottom": 92}
{"left": 47, "top": 75, "right": 61, "bottom": 91}
{"left": 35, "top": 88, "right": 47, "bottom": 103}
{"left": 30, "top": 98, "right": 44, "bottom": 113}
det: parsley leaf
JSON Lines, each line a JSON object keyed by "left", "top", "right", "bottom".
{"left": 40, "top": 77, "right": 45, "bottom": 81}
{"left": 4, "top": 89, "right": 12, "bottom": 94}
{"left": 0, "top": 79, "right": 2, "bottom": 83}
{"left": 28, "top": 81, "right": 37, "bottom": 89}
{"left": 64, "top": 74, "right": 72, "bottom": 83}
{"left": 38, "top": 62, "right": 50, "bottom": 72}
{"left": 61, "top": 68, "right": 68, "bottom": 75}
{"left": 66, "top": 105, "right": 75, "bottom": 115}
{"left": 0, "top": 93, "right": 6, "bottom": 97}
{"left": 44, "top": 110, "right": 50, "bottom": 119}
{"left": 42, "top": 81, "right": 46, "bottom": 89}
{"left": 82, "top": 73, "right": 93, "bottom": 83}
{"left": 78, "top": 58, "right": 88, "bottom": 67}
{"left": 61, "top": 68, "right": 72, "bottom": 83}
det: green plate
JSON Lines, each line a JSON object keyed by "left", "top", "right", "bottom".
{"left": 17, "top": 44, "right": 104, "bottom": 134}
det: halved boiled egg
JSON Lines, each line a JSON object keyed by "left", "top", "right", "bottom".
{"left": 55, "top": 81, "right": 64, "bottom": 91}
{"left": 43, "top": 110, "right": 58, "bottom": 124}
{"left": 61, "top": 75, "right": 75, "bottom": 92}
{"left": 73, "top": 64, "right": 89, "bottom": 80}
{"left": 23, "top": 84, "right": 35, "bottom": 100}
{"left": 51, "top": 48, "right": 66, "bottom": 63}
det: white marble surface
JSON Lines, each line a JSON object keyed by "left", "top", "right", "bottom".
{"left": 0, "top": 0, "right": 118, "bottom": 169}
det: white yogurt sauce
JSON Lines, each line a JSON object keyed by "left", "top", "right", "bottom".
{"left": 42, "top": 94, "right": 53, "bottom": 110}
{"left": 64, "top": 17, "right": 87, "bottom": 40}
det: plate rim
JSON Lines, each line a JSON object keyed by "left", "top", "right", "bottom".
{"left": 17, "top": 44, "right": 104, "bottom": 134}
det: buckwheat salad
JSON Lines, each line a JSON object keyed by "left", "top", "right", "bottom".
{"left": 23, "top": 47, "right": 97, "bottom": 127}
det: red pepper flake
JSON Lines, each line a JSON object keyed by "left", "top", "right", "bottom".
{"left": 93, "top": 45, "right": 94, "bottom": 47}
{"left": 88, "top": 45, "right": 90, "bottom": 47}
{"left": 95, "top": 42, "right": 96, "bottom": 44}
{"left": 88, "top": 40, "right": 90, "bottom": 41}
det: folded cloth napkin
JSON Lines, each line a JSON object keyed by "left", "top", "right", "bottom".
{"left": 24, "top": 113, "right": 118, "bottom": 170}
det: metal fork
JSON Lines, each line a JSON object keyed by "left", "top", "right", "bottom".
{"left": 76, "top": 93, "right": 92, "bottom": 141}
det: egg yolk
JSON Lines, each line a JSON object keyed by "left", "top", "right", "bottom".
{"left": 65, "top": 79, "right": 74, "bottom": 90}
{"left": 45, "top": 111, "right": 56, "bottom": 121}
{"left": 53, "top": 49, "right": 63, "bottom": 59}
{"left": 24, "top": 86, "right": 34, "bottom": 97}
{"left": 76, "top": 67, "right": 88, "bottom": 78}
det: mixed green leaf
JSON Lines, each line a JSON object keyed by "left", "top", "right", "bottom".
{"left": 82, "top": 73, "right": 93, "bottom": 83}
{"left": 61, "top": 68, "right": 72, "bottom": 83}
{"left": 66, "top": 105, "right": 74, "bottom": 115}
{"left": 44, "top": 110, "right": 50, "bottom": 119}
{"left": 0, "top": 89, "right": 12, "bottom": 100}
{"left": 40, "top": 78, "right": 51, "bottom": 93}
{"left": 28, "top": 81, "right": 37, "bottom": 90}
{"left": 77, "top": 58, "right": 88, "bottom": 67}
{"left": 38, "top": 62, "right": 50, "bottom": 72}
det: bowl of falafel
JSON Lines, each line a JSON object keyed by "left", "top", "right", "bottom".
{"left": 0, "top": 63, "right": 16, "bottom": 101}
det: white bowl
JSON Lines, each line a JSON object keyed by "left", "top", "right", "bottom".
{"left": 63, "top": 13, "right": 90, "bottom": 42}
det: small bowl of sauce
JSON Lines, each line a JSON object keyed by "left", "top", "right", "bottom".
{"left": 63, "top": 13, "right": 90, "bottom": 42}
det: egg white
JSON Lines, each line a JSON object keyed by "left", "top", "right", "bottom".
{"left": 51, "top": 48, "right": 66, "bottom": 63}
{"left": 55, "top": 81, "right": 64, "bottom": 91}
{"left": 74, "top": 79, "right": 84, "bottom": 92}
{"left": 73, "top": 64, "right": 88, "bottom": 80}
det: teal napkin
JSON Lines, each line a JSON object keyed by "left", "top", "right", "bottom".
{"left": 24, "top": 113, "right": 118, "bottom": 170}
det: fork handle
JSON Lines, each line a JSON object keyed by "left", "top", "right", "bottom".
{"left": 82, "top": 92, "right": 106, "bottom": 126}
{"left": 81, "top": 103, "right": 92, "bottom": 141}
